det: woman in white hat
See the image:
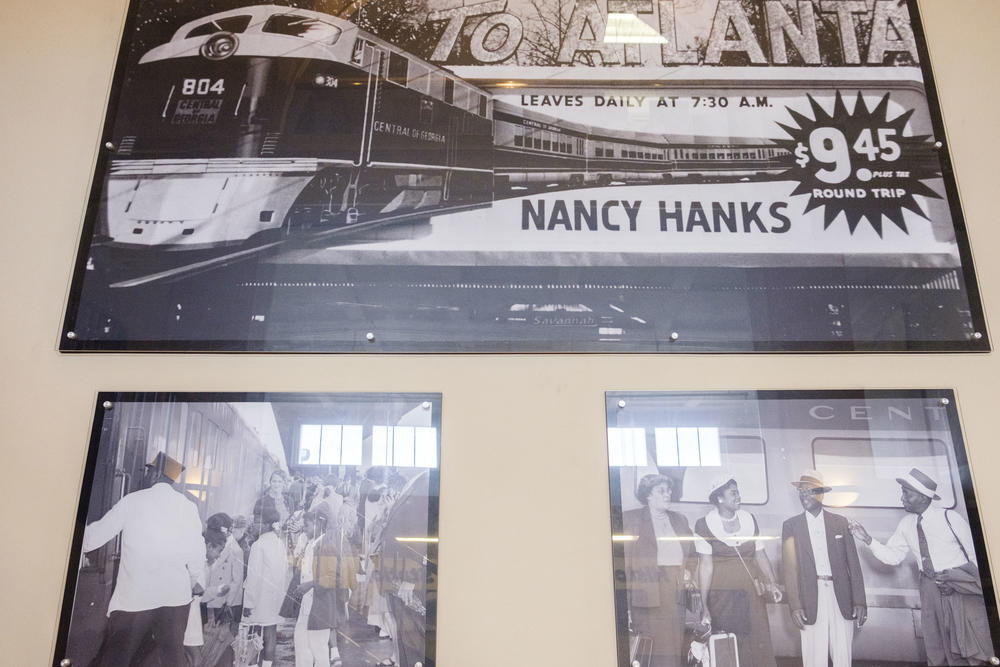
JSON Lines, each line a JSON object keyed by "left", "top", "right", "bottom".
{"left": 693, "top": 475, "right": 781, "bottom": 667}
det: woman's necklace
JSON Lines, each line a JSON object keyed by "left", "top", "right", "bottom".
{"left": 720, "top": 513, "right": 740, "bottom": 533}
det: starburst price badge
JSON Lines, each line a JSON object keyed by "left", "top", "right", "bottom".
{"left": 775, "top": 92, "right": 941, "bottom": 236}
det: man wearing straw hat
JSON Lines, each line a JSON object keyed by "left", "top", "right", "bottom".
{"left": 82, "top": 452, "right": 206, "bottom": 666}
{"left": 781, "top": 470, "right": 866, "bottom": 667}
{"left": 850, "top": 468, "right": 993, "bottom": 665}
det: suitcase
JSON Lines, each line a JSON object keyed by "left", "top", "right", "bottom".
{"left": 629, "top": 632, "right": 652, "bottom": 667}
{"left": 707, "top": 632, "right": 739, "bottom": 667}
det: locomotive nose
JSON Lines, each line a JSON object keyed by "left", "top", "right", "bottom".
{"left": 200, "top": 32, "right": 239, "bottom": 60}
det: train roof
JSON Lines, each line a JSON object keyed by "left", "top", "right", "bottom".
{"left": 140, "top": 5, "right": 356, "bottom": 64}
{"left": 169, "top": 5, "right": 334, "bottom": 42}
{"left": 493, "top": 100, "right": 773, "bottom": 147}
{"left": 140, "top": 5, "right": 490, "bottom": 96}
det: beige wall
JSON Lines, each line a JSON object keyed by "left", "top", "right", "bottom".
{"left": 1, "top": 1, "right": 998, "bottom": 664}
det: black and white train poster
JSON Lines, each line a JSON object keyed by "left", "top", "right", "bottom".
{"left": 61, "top": 0, "right": 988, "bottom": 351}
{"left": 606, "top": 390, "right": 999, "bottom": 667}
{"left": 55, "top": 392, "right": 442, "bottom": 667}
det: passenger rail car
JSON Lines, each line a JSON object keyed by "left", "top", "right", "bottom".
{"left": 99, "top": 4, "right": 790, "bottom": 249}
{"left": 609, "top": 395, "right": 986, "bottom": 665}
{"left": 492, "top": 101, "right": 788, "bottom": 191}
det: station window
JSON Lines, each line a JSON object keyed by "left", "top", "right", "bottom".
{"left": 387, "top": 51, "right": 409, "bottom": 85}
{"left": 298, "top": 423, "right": 364, "bottom": 466}
{"left": 543, "top": 139, "right": 551, "bottom": 151}
{"left": 533, "top": 137, "right": 542, "bottom": 149}
{"left": 812, "top": 437, "right": 956, "bottom": 508}
{"left": 606, "top": 147, "right": 615, "bottom": 157}
{"left": 263, "top": 14, "right": 342, "bottom": 44}
{"left": 444, "top": 78, "right": 454, "bottom": 104}
{"left": 596, "top": 147, "right": 605, "bottom": 158}
{"left": 514, "top": 134, "right": 524, "bottom": 147}
{"left": 609, "top": 428, "right": 768, "bottom": 504}
{"left": 186, "top": 15, "right": 252, "bottom": 38}
{"left": 372, "top": 426, "right": 439, "bottom": 468}
{"left": 478, "top": 94, "right": 488, "bottom": 117}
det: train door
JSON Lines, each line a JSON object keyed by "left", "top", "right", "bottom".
{"left": 338, "top": 41, "right": 383, "bottom": 222}
{"left": 67, "top": 405, "right": 152, "bottom": 665}
{"left": 442, "top": 112, "right": 462, "bottom": 201}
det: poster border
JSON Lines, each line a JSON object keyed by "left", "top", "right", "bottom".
{"left": 51, "top": 390, "right": 444, "bottom": 667}
{"left": 57, "top": 0, "right": 991, "bottom": 353}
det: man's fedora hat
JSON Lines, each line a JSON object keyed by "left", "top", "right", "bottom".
{"left": 791, "top": 469, "right": 833, "bottom": 494}
{"left": 146, "top": 451, "right": 184, "bottom": 483}
{"left": 896, "top": 468, "right": 941, "bottom": 501}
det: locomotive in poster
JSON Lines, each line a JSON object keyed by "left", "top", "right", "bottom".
{"left": 100, "top": 4, "right": 788, "bottom": 249}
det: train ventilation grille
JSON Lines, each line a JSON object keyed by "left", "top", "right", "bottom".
{"left": 260, "top": 133, "right": 282, "bottom": 156}
{"left": 117, "top": 136, "right": 137, "bottom": 155}
{"left": 919, "top": 269, "right": 962, "bottom": 291}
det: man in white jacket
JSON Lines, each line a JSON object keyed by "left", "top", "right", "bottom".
{"left": 83, "top": 452, "right": 206, "bottom": 666}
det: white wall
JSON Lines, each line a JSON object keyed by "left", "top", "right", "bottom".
{"left": 1, "top": 1, "right": 998, "bottom": 664}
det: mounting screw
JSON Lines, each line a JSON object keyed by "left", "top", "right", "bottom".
{"left": 102, "top": 401, "right": 113, "bottom": 410}
{"left": 940, "top": 398, "right": 950, "bottom": 406}
{"left": 416, "top": 663, "right": 424, "bottom": 667}
{"left": 669, "top": 331, "right": 679, "bottom": 341}
{"left": 988, "top": 658, "right": 998, "bottom": 666}
{"left": 934, "top": 141, "right": 943, "bottom": 149}
{"left": 61, "top": 659, "right": 72, "bottom": 667}
{"left": 365, "top": 332, "right": 375, "bottom": 342}
{"left": 972, "top": 331, "right": 983, "bottom": 340}
{"left": 617, "top": 400, "right": 627, "bottom": 409}
{"left": 66, "top": 331, "right": 77, "bottom": 340}
{"left": 104, "top": 141, "right": 115, "bottom": 151}
{"left": 633, "top": 662, "right": 641, "bottom": 667}
{"left": 422, "top": 401, "right": 431, "bottom": 410}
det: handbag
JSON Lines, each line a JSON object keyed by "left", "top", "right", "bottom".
{"left": 197, "top": 615, "right": 235, "bottom": 667}
{"left": 733, "top": 546, "right": 767, "bottom": 597}
{"left": 232, "top": 623, "right": 264, "bottom": 667}
{"left": 279, "top": 566, "right": 303, "bottom": 618}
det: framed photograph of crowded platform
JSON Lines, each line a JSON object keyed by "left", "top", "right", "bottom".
{"left": 59, "top": 0, "right": 988, "bottom": 352}
{"left": 605, "top": 389, "right": 999, "bottom": 667}
{"left": 54, "top": 391, "right": 442, "bottom": 667}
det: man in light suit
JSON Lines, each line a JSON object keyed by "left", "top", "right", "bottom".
{"left": 782, "top": 470, "right": 867, "bottom": 667}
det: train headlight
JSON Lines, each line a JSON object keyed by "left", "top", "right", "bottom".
{"left": 200, "top": 32, "right": 239, "bottom": 61}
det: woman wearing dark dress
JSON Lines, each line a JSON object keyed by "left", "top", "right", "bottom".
{"left": 622, "top": 474, "right": 695, "bottom": 667}
{"left": 694, "top": 476, "right": 781, "bottom": 667}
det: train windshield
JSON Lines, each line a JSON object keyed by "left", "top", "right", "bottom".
{"left": 185, "top": 15, "right": 252, "bottom": 38}
{"left": 263, "top": 14, "right": 342, "bottom": 44}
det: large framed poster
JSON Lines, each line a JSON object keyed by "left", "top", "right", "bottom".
{"left": 54, "top": 392, "right": 441, "bottom": 667}
{"left": 605, "top": 390, "right": 998, "bottom": 667}
{"left": 61, "top": 1, "right": 988, "bottom": 351}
